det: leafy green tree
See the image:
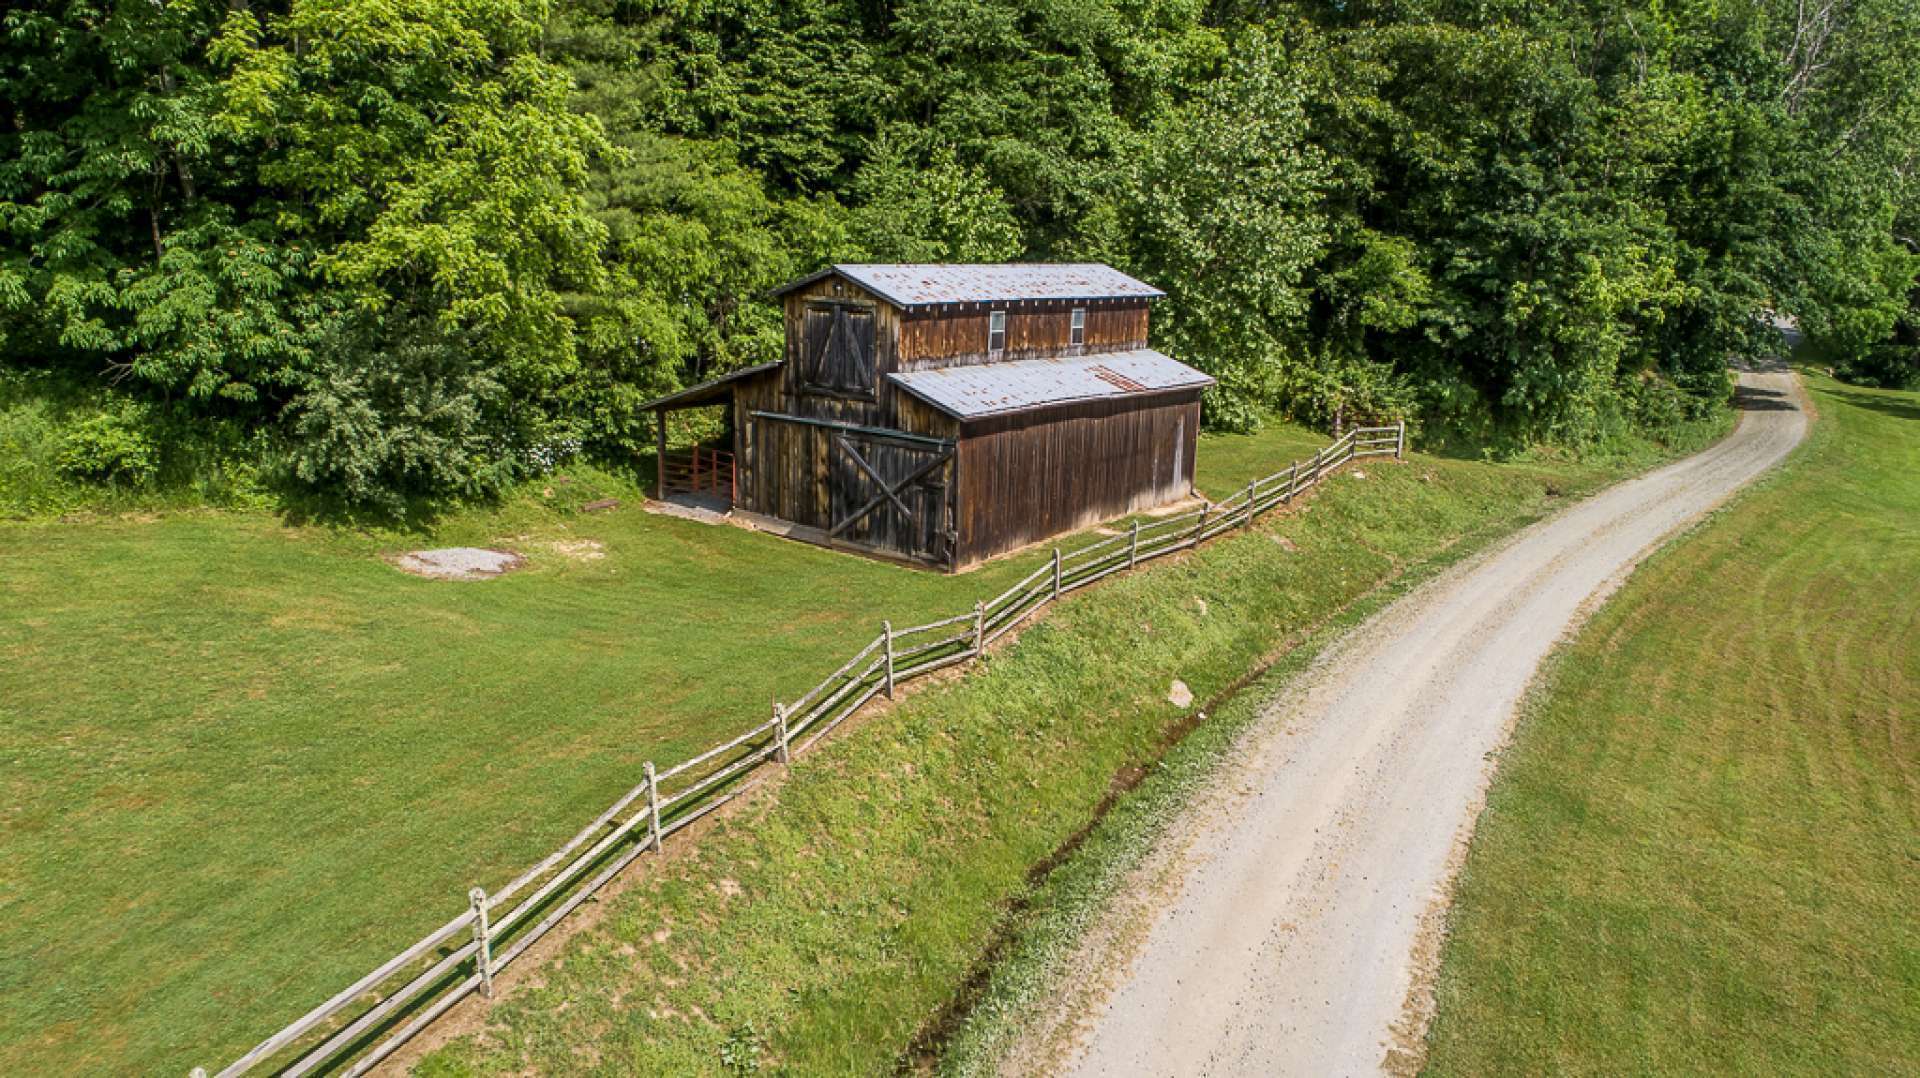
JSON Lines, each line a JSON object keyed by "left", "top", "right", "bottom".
{"left": 1766, "top": 0, "right": 1920, "bottom": 385}
{"left": 0, "top": 0, "right": 311, "bottom": 401}
{"left": 3, "top": 0, "right": 617, "bottom": 505}
{"left": 1121, "top": 30, "right": 1328, "bottom": 430}
{"left": 845, "top": 137, "right": 1024, "bottom": 262}
{"left": 545, "top": 0, "right": 800, "bottom": 456}
{"left": 212, "top": 0, "right": 611, "bottom": 389}
{"left": 9, "top": 0, "right": 1920, "bottom": 505}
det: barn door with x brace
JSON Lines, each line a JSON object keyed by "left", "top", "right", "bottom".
{"left": 827, "top": 430, "right": 955, "bottom": 566}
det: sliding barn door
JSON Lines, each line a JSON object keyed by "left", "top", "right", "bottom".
{"left": 827, "top": 431, "right": 954, "bottom": 566}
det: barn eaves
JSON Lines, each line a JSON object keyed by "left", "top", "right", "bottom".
{"left": 635, "top": 361, "right": 784, "bottom": 412}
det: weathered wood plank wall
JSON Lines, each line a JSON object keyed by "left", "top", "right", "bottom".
{"left": 732, "top": 271, "right": 1185, "bottom": 570}
{"left": 898, "top": 300, "right": 1149, "bottom": 370}
{"left": 954, "top": 392, "right": 1200, "bottom": 566}
{"left": 732, "top": 277, "right": 962, "bottom": 566}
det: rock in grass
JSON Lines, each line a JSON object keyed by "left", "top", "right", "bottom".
{"left": 1168, "top": 679, "right": 1194, "bottom": 709}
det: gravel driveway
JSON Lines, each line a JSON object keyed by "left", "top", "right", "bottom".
{"left": 1046, "top": 362, "right": 1809, "bottom": 1076}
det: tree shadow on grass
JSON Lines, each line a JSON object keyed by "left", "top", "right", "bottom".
{"left": 1826, "top": 387, "right": 1920, "bottom": 422}
{"left": 268, "top": 457, "right": 657, "bottom": 536}
{"left": 270, "top": 482, "right": 455, "bottom": 536}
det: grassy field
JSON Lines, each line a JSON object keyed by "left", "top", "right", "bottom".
{"left": 1, "top": 419, "right": 1347, "bottom": 1075}
{"left": 0, "top": 390, "right": 1728, "bottom": 1075}
{"left": 398, "top": 427, "right": 1732, "bottom": 1076}
{"left": 1425, "top": 371, "right": 1920, "bottom": 1074}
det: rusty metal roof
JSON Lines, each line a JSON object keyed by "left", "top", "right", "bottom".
{"left": 888, "top": 349, "right": 1213, "bottom": 420}
{"left": 771, "top": 264, "right": 1164, "bottom": 307}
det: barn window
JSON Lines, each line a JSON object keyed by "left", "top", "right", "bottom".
{"left": 1070, "top": 308, "right": 1086, "bottom": 346}
{"left": 801, "top": 302, "right": 877, "bottom": 399}
{"left": 989, "top": 309, "right": 1007, "bottom": 353}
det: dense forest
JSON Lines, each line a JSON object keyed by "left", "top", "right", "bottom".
{"left": 3, "top": 0, "right": 1916, "bottom": 509}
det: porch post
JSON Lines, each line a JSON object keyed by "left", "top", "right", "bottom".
{"left": 655, "top": 410, "right": 668, "bottom": 499}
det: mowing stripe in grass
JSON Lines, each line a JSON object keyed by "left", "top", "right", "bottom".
{"left": 1424, "top": 370, "right": 1919, "bottom": 1075}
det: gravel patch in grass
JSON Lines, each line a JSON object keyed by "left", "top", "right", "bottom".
{"left": 392, "top": 547, "right": 527, "bottom": 580}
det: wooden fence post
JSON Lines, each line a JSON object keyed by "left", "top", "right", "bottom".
{"left": 1052, "top": 548, "right": 1063, "bottom": 598}
{"left": 645, "top": 761, "right": 662, "bottom": 852}
{"left": 1396, "top": 421, "right": 1406, "bottom": 460}
{"left": 883, "top": 621, "right": 896, "bottom": 699}
{"left": 973, "top": 601, "right": 986, "bottom": 655}
{"left": 1194, "top": 504, "right": 1208, "bottom": 546}
{"left": 1243, "top": 480, "right": 1257, "bottom": 527}
{"left": 1129, "top": 519, "right": 1140, "bottom": 569}
{"left": 773, "top": 701, "right": 790, "bottom": 764}
{"left": 1283, "top": 463, "right": 1297, "bottom": 503}
{"left": 470, "top": 887, "right": 494, "bottom": 998}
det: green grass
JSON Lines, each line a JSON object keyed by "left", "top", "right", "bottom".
{"left": 402, "top": 437, "right": 1694, "bottom": 1076}
{"left": 1424, "top": 371, "right": 1920, "bottom": 1074}
{"left": 0, "top": 390, "right": 1725, "bottom": 1075}
{"left": 928, "top": 500, "right": 1529, "bottom": 1077}
{"left": 0, "top": 419, "right": 1346, "bottom": 1076}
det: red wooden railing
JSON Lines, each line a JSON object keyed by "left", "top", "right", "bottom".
{"left": 660, "top": 447, "right": 736, "bottom": 504}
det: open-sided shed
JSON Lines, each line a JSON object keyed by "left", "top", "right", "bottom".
{"left": 641, "top": 263, "right": 1213, "bottom": 570}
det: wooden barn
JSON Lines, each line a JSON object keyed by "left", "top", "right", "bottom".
{"left": 641, "top": 263, "right": 1213, "bottom": 570}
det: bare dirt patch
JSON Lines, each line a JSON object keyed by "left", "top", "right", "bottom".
{"left": 546, "top": 538, "right": 606, "bottom": 561}
{"left": 390, "top": 548, "right": 526, "bottom": 581}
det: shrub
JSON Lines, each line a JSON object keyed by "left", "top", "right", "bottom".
{"left": 1834, "top": 341, "right": 1920, "bottom": 389}
{"left": 1282, "top": 350, "right": 1416, "bottom": 434}
{"left": 282, "top": 320, "right": 529, "bottom": 513}
{"left": 56, "top": 407, "right": 160, "bottom": 487}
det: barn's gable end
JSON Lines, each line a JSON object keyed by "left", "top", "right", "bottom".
{"left": 775, "top": 274, "right": 903, "bottom": 428}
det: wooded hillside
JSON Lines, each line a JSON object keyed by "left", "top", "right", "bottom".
{"left": 3, "top": 0, "right": 1916, "bottom": 508}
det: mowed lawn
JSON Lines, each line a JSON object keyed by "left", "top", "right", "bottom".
{"left": 0, "top": 425, "right": 1328, "bottom": 1075}
{"left": 1426, "top": 372, "right": 1920, "bottom": 1074}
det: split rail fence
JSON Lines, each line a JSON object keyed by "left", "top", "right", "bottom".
{"left": 194, "top": 423, "right": 1405, "bottom": 1078}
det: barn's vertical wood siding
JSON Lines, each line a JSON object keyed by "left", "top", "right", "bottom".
{"left": 729, "top": 268, "right": 1198, "bottom": 570}
{"left": 953, "top": 393, "right": 1200, "bottom": 567}
{"left": 772, "top": 276, "right": 902, "bottom": 424}
{"left": 732, "top": 277, "right": 962, "bottom": 566}
{"left": 898, "top": 300, "right": 1149, "bottom": 369}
